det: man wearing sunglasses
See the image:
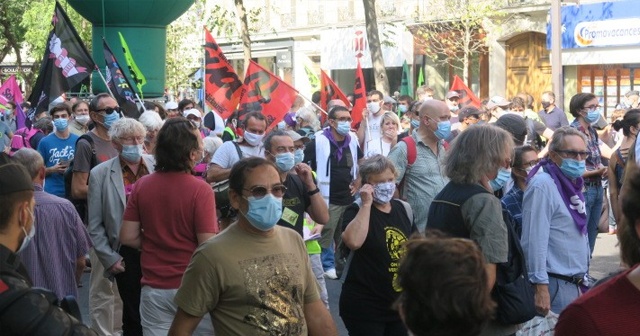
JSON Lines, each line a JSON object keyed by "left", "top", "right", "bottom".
{"left": 169, "top": 157, "right": 337, "bottom": 335}
{"left": 71, "top": 92, "right": 123, "bottom": 336}
{"left": 521, "top": 127, "right": 590, "bottom": 316}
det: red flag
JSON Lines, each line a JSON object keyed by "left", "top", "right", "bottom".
{"left": 320, "top": 70, "right": 351, "bottom": 124}
{"left": 351, "top": 59, "right": 367, "bottom": 128}
{"left": 239, "top": 61, "right": 298, "bottom": 131}
{"left": 204, "top": 27, "right": 245, "bottom": 119}
{"left": 450, "top": 75, "right": 481, "bottom": 108}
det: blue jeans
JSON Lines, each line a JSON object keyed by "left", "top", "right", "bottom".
{"left": 321, "top": 243, "right": 335, "bottom": 271}
{"left": 584, "top": 184, "right": 603, "bottom": 254}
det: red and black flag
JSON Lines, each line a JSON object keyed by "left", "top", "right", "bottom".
{"left": 239, "top": 61, "right": 298, "bottom": 131}
{"left": 320, "top": 69, "right": 351, "bottom": 114}
{"left": 204, "top": 27, "right": 245, "bottom": 119}
{"left": 450, "top": 75, "right": 481, "bottom": 108}
{"left": 351, "top": 58, "right": 367, "bottom": 128}
{"left": 102, "top": 39, "right": 140, "bottom": 118}
{"left": 27, "top": 1, "right": 95, "bottom": 118}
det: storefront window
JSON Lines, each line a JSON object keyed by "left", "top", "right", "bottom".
{"left": 579, "top": 65, "right": 640, "bottom": 117}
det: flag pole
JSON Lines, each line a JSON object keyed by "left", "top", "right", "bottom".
{"left": 298, "top": 94, "right": 327, "bottom": 116}
{"left": 94, "top": 66, "right": 115, "bottom": 97}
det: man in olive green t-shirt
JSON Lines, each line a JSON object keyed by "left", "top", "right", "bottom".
{"left": 169, "top": 157, "right": 336, "bottom": 336}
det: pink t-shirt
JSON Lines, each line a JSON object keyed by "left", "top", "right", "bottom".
{"left": 123, "top": 171, "right": 218, "bottom": 289}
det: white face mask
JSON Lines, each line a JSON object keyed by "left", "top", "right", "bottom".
{"left": 367, "top": 102, "right": 381, "bottom": 114}
{"left": 75, "top": 115, "right": 90, "bottom": 125}
{"left": 243, "top": 131, "right": 264, "bottom": 147}
{"left": 17, "top": 209, "right": 36, "bottom": 254}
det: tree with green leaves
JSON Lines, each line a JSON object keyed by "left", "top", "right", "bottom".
{"left": 413, "top": 0, "right": 505, "bottom": 83}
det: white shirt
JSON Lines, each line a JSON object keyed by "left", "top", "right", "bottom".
{"left": 211, "top": 141, "right": 264, "bottom": 168}
{"left": 364, "top": 138, "right": 392, "bottom": 158}
{"left": 363, "top": 112, "right": 384, "bottom": 155}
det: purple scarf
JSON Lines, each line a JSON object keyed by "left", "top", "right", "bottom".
{"left": 528, "top": 159, "right": 587, "bottom": 235}
{"left": 323, "top": 127, "right": 351, "bottom": 162}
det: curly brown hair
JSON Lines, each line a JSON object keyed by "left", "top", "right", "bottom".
{"left": 395, "top": 232, "right": 496, "bottom": 336}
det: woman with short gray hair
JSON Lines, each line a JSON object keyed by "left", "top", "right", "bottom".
{"left": 138, "top": 110, "right": 163, "bottom": 154}
{"left": 340, "top": 154, "right": 416, "bottom": 335}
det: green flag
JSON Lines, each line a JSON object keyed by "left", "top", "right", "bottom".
{"left": 417, "top": 66, "right": 425, "bottom": 87}
{"left": 400, "top": 60, "right": 412, "bottom": 96}
{"left": 118, "top": 32, "right": 146, "bottom": 98}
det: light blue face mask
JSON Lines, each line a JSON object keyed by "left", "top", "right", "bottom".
{"left": 53, "top": 118, "right": 69, "bottom": 131}
{"left": 560, "top": 158, "right": 586, "bottom": 179}
{"left": 274, "top": 152, "right": 295, "bottom": 172}
{"left": 103, "top": 112, "right": 120, "bottom": 129}
{"left": 584, "top": 108, "right": 601, "bottom": 124}
{"left": 411, "top": 119, "right": 421, "bottom": 129}
{"left": 242, "top": 194, "right": 283, "bottom": 231}
{"left": 121, "top": 144, "right": 143, "bottom": 163}
{"left": 489, "top": 167, "right": 511, "bottom": 191}
{"left": 398, "top": 105, "right": 408, "bottom": 114}
{"left": 294, "top": 149, "right": 304, "bottom": 165}
{"left": 336, "top": 121, "right": 351, "bottom": 136}
{"left": 433, "top": 120, "right": 451, "bottom": 140}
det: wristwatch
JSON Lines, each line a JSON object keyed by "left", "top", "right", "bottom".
{"left": 307, "top": 187, "right": 320, "bottom": 196}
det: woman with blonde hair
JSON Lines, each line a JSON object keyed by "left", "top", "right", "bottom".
{"left": 365, "top": 111, "right": 400, "bottom": 157}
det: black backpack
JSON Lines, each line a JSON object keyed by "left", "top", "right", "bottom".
{"left": 63, "top": 134, "right": 96, "bottom": 221}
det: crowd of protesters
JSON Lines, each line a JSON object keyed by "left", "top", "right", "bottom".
{"left": 1, "top": 85, "right": 640, "bottom": 336}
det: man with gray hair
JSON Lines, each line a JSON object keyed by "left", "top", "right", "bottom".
{"left": 89, "top": 117, "right": 155, "bottom": 335}
{"left": 388, "top": 100, "right": 450, "bottom": 231}
{"left": 12, "top": 148, "right": 92, "bottom": 300}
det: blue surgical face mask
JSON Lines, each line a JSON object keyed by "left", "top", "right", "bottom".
{"left": 373, "top": 182, "right": 396, "bottom": 204}
{"left": 584, "top": 108, "right": 601, "bottom": 124}
{"left": 560, "top": 158, "right": 586, "bottom": 179}
{"left": 294, "top": 148, "right": 304, "bottom": 165}
{"left": 53, "top": 118, "right": 68, "bottom": 131}
{"left": 411, "top": 119, "right": 421, "bottom": 129}
{"left": 450, "top": 105, "right": 459, "bottom": 112}
{"left": 489, "top": 167, "right": 511, "bottom": 191}
{"left": 274, "top": 152, "right": 295, "bottom": 172}
{"left": 398, "top": 105, "right": 408, "bottom": 114}
{"left": 336, "top": 121, "right": 351, "bottom": 136}
{"left": 121, "top": 144, "right": 143, "bottom": 163}
{"left": 277, "top": 121, "right": 287, "bottom": 130}
{"left": 5, "top": 109, "right": 12, "bottom": 117}
{"left": 242, "top": 194, "right": 283, "bottom": 231}
{"left": 103, "top": 112, "right": 120, "bottom": 129}
{"left": 433, "top": 120, "right": 451, "bottom": 140}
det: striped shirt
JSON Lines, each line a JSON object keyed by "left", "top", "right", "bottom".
{"left": 570, "top": 119, "right": 602, "bottom": 183}
{"left": 18, "top": 185, "right": 92, "bottom": 300}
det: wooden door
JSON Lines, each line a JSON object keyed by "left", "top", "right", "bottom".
{"left": 506, "top": 32, "right": 551, "bottom": 111}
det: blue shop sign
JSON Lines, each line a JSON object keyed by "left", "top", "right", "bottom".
{"left": 547, "top": 0, "right": 640, "bottom": 49}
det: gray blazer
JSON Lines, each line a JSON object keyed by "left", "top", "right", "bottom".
{"left": 88, "top": 154, "right": 155, "bottom": 277}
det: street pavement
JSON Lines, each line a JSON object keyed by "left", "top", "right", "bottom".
{"left": 77, "top": 232, "right": 623, "bottom": 335}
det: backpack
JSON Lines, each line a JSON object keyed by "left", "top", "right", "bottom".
{"left": 63, "top": 134, "right": 96, "bottom": 221}
{"left": 339, "top": 198, "right": 413, "bottom": 283}
{"left": 213, "top": 142, "right": 244, "bottom": 218}
{"left": 524, "top": 117, "right": 544, "bottom": 151}
{"left": 9, "top": 127, "right": 41, "bottom": 154}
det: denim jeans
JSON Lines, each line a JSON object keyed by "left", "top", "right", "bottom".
{"left": 584, "top": 184, "right": 603, "bottom": 254}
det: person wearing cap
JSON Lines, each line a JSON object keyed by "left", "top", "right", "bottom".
{"left": 0, "top": 154, "right": 98, "bottom": 335}
{"left": 71, "top": 93, "right": 123, "bottom": 336}
{"left": 382, "top": 95, "right": 396, "bottom": 113}
{"left": 36, "top": 104, "right": 79, "bottom": 198}
{"left": 446, "top": 106, "right": 481, "bottom": 143}
{"left": 388, "top": 100, "right": 450, "bottom": 232}
{"left": 88, "top": 118, "right": 156, "bottom": 335}
{"left": 165, "top": 101, "right": 180, "bottom": 118}
{"left": 184, "top": 108, "right": 209, "bottom": 138}
{"left": 357, "top": 90, "right": 386, "bottom": 155}
{"left": 486, "top": 96, "right": 512, "bottom": 122}
{"left": 12, "top": 148, "right": 91, "bottom": 301}
{"left": 445, "top": 91, "right": 460, "bottom": 116}
{"left": 539, "top": 91, "right": 569, "bottom": 131}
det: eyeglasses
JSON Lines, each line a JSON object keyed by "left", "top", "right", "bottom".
{"left": 270, "top": 146, "right": 295, "bottom": 154}
{"left": 119, "top": 135, "right": 145, "bottom": 144}
{"left": 555, "top": 149, "right": 589, "bottom": 160}
{"left": 583, "top": 104, "right": 601, "bottom": 110}
{"left": 331, "top": 117, "right": 352, "bottom": 123}
{"left": 295, "top": 145, "right": 305, "bottom": 151}
{"left": 96, "top": 107, "right": 123, "bottom": 115}
{"left": 519, "top": 159, "right": 540, "bottom": 169}
{"left": 243, "top": 184, "right": 287, "bottom": 199}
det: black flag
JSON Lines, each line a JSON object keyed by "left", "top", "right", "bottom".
{"left": 103, "top": 39, "right": 140, "bottom": 119}
{"left": 27, "top": 1, "right": 95, "bottom": 118}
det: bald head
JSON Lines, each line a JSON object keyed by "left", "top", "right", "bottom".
{"left": 12, "top": 148, "right": 45, "bottom": 180}
{"left": 419, "top": 100, "right": 449, "bottom": 119}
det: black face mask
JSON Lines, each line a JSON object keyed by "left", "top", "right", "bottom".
{"left": 541, "top": 101, "right": 551, "bottom": 109}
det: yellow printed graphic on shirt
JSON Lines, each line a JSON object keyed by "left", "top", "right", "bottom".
{"left": 385, "top": 226, "right": 408, "bottom": 292}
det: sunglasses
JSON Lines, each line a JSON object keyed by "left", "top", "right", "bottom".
{"left": 96, "top": 106, "right": 123, "bottom": 115}
{"left": 243, "top": 184, "right": 287, "bottom": 199}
